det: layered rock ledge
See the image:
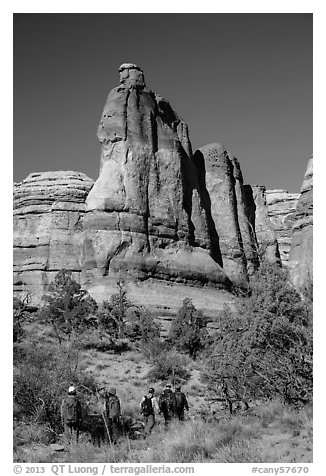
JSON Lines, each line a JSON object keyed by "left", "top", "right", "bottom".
{"left": 13, "top": 171, "right": 94, "bottom": 302}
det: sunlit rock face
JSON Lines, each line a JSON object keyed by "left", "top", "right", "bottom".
{"left": 13, "top": 171, "right": 94, "bottom": 303}
{"left": 266, "top": 190, "right": 299, "bottom": 265}
{"left": 13, "top": 64, "right": 311, "bottom": 317}
{"left": 288, "top": 157, "right": 313, "bottom": 290}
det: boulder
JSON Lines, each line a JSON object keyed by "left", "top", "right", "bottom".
{"left": 288, "top": 157, "right": 313, "bottom": 290}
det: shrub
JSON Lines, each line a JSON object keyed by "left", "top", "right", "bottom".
{"left": 13, "top": 295, "right": 31, "bottom": 343}
{"left": 96, "top": 281, "right": 132, "bottom": 339}
{"left": 37, "top": 269, "right": 97, "bottom": 344}
{"left": 203, "top": 262, "right": 313, "bottom": 411}
{"left": 147, "top": 349, "right": 191, "bottom": 384}
{"left": 125, "top": 307, "right": 161, "bottom": 346}
{"left": 13, "top": 341, "right": 97, "bottom": 432}
{"left": 169, "top": 297, "right": 209, "bottom": 359}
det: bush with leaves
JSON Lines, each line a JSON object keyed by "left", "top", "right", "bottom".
{"left": 13, "top": 341, "right": 97, "bottom": 432}
{"left": 147, "top": 349, "right": 191, "bottom": 384}
{"left": 125, "top": 307, "right": 161, "bottom": 346}
{"left": 96, "top": 280, "right": 132, "bottom": 339}
{"left": 37, "top": 269, "right": 97, "bottom": 343}
{"left": 203, "top": 262, "right": 312, "bottom": 413}
{"left": 13, "top": 295, "right": 30, "bottom": 343}
{"left": 169, "top": 297, "right": 209, "bottom": 359}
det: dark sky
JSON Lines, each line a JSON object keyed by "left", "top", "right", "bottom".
{"left": 13, "top": 13, "right": 312, "bottom": 192}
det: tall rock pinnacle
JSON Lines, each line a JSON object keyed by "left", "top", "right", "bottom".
{"left": 81, "top": 64, "right": 230, "bottom": 299}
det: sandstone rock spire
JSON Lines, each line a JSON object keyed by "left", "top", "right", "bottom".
{"left": 81, "top": 64, "right": 230, "bottom": 300}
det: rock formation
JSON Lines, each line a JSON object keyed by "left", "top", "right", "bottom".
{"left": 245, "top": 185, "right": 281, "bottom": 264}
{"left": 194, "top": 144, "right": 258, "bottom": 283}
{"left": 80, "top": 64, "right": 231, "bottom": 302}
{"left": 266, "top": 190, "right": 299, "bottom": 265}
{"left": 13, "top": 64, "right": 311, "bottom": 313}
{"left": 288, "top": 157, "right": 313, "bottom": 290}
{"left": 13, "top": 171, "right": 94, "bottom": 303}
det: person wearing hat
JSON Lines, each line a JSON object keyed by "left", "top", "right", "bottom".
{"left": 140, "top": 387, "right": 160, "bottom": 437}
{"left": 174, "top": 385, "right": 189, "bottom": 421}
{"left": 158, "top": 383, "right": 177, "bottom": 426}
{"left": 104, "top": 388, "right": 121, "bottom": 444}
{"left": 60, "top": 385, "right": 82, "bottom": 444}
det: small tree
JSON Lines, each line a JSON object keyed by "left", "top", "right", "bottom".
{"left": 125, "top": 307, "right": 161, "bottom": 346}
{"left": 147, "top": 349, "right": 191, "bottom": 384}
{"left": 97, "top": 280, "right": 132, "bottom": 339}
{"left": 169, "top": 297, "right": 209, "bottom": 359}
{"left": 203, "top": 262, "right": 313, "bottom": 412}
{"left": 38, "top": 269, "right": 97, "bottom": 344}
{"left": 13, "top": 295, "right": 30, "bottom": 343}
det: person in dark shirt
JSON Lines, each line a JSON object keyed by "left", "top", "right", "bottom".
{"left": 174, "top": 385, "right": 189, "bottom": 421}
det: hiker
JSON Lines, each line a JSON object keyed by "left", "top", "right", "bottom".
{"left": 104, "top": 387, "right": 121, "bottom": 444}
{"left": 85, "top": 392, "right": 106, "bottom": 447}
{"left": 174, "top": 385, "right": 189, "bottom": 421}
{"left": 60, "top": 386, "right": 82, "bottom": 443}
{"left": 158, "top": 383, "right": 177, "bottom": 426}
{"left": 140, "top": 387, "right": 160, "bottom": 437}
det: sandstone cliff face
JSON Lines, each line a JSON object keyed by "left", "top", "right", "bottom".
{"left": 13, "top": 171, "right": 94, "bottom": 303}
{"left": 13, "top": 64, "right": 310, "bottom": 313}
{"left": 266, "top": 190, "right": 299, "bottom": 265}
{"left": 80, "top": 64, "right": 230, "bottom": 300}
{"left": 288, "top": 157, "right": 313, "bottom": 289}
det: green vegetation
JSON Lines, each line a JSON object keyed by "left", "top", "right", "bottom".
{"left": 37, "top": 269, "right": 97, "bottom": 344}
{"left": 168, "top": 297, "right": 209, "bottom": 359}
{"left": 13, "top": 264, "right": 313, "bottom": 463}
{"left": 203, "top": 262, "right": 313, "bottom": 413}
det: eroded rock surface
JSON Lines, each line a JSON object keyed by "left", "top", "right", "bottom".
{"left": 13, "top": 64, "right": 311, "bottom": 312}
{"left": 288, "top": 157, "right": 313, "bottom": 290}
{"left": 80, "top": 64, "right": 230, "bottom": 300}
{"left": 245, "top": 185, "right": 281, "bottom": 265}
{"left": 194, "top": 144, "right": 250, "bottom": 283}
{"left": 266, "top": 190, "right": 299, "bottom": 265}
{"left": 13, "top": 171, "right": 94, "bottom": 303}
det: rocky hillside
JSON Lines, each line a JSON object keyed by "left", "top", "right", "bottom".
{"left": 13, "top": 64, "right": 312, "bottom": 308}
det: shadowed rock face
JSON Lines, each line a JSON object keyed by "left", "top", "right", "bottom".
{"left": 194, "top": 144, "right": 248, "bottom": 283}
{"left": 13, "top": 171, "right": 94, "bottom": 302}
{"left": 289, "top": 157, "right": 313, "bottom": 289}
{"left": 80, "top": 64, "right": 230, "bottom": 299}
{"left": 246, "top": 185, "right": 281, "bottom": 264}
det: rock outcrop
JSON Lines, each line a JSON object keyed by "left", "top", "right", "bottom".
{"left": 266, "top": 190, "right": 299, "bottom": 265}
{"left": 13, "top": 64, "right": 311, "bottom": 313}
{"left": 80, "top": 64, "right": 231, "bottom": 301}
{"left": 13, "top": 171, "right": 94, "bottom": 303}
{"left": 194, "top": 144, "right": 258, "bottom": 283}
{"left": 288, "top": 157, "right": 313, "bottom": 290}
{"left": 246, "top": 185, "right": 281, "bottom": 264}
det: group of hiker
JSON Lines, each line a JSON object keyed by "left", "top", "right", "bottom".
{"left": 60, "top": 383, "right": 189, "bottom": 445}
{"left": 140, "top": 384, "right": 189, "bottom": 436}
